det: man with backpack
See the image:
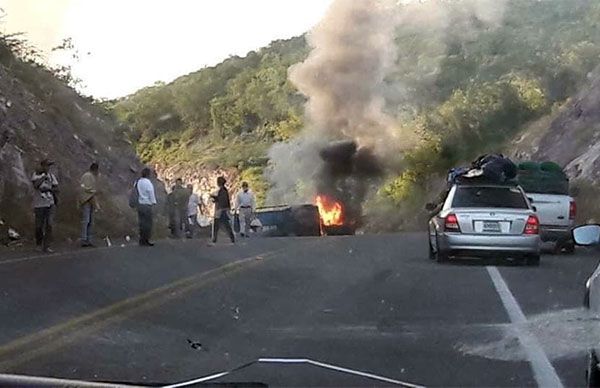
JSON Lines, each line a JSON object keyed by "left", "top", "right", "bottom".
{"left": 208, "top": 176, "right": 235, "bottom": 246}
{"left": 130, "top": 168, "right": 157, "bottom": 246}
{"left": 31, "top": 159, "right": 59, "bottom": 253}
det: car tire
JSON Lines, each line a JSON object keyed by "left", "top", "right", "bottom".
{"left": 526, "top": 254, "right": 540, "bottom": 266}
{"left": 587, "top": 350, "right": 600, "bottom": 387}
{"left": 563, "top": 240, "right": 576, "bottom": 255}
{"left": 434, "top": 235, "right": 449, "bottom": 263}
{"left": 428, "top": 238, "right": 435, "bottom": 260}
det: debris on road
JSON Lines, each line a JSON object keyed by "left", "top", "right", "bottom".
{"left": 187, "top": 339, "right": 205, "bottom": 351}
{"left": 232, "top": 306, "right": 240, "bottom": 320}
{"left": 8, "top": 228, "right": 20, "bottom": 240}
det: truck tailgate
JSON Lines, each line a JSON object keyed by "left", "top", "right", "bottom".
{"left": 527, "top": 193, "right": 572, "bottom": 226}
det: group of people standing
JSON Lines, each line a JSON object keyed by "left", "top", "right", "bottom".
{"left": 30, "top": 158, "right": 257, "bottom": 252}
{"left": 166, "top": 178, "right": 202, "bottom": 239}
{"left": 166, "top": 176, "right": 257, "bottom": 246}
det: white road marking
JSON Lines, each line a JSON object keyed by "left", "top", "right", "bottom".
{"left": 486, "top": 266, "right": 564, "bottom": 388}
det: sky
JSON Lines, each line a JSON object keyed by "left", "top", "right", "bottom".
{"left": 0, "top": 0, "right": 334, "bottom": 99}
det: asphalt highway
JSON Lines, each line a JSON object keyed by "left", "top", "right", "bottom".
{"left": 0, "top": 233, "right": 597, "bottom": 387}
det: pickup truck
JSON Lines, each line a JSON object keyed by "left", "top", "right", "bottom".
{"left": 526, "top": 192, "right": 576, "bottom": 252}
{"left": 517, "top": 161, "right": 575, "bottom": 253}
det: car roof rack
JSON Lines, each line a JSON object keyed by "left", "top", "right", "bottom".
{"left": 454, "top": 178, "right": 519, "bottom": 188}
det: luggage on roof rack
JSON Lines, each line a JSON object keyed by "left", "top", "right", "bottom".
{"left": 447, "top": 154, "right": 517, "bottom": 187}
{"left": 516, "top": 161, "right": 568, "bottom": 195}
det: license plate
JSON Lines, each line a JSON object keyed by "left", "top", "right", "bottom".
{"left": 483, "top": 221, "right": 501, "bottom": 233}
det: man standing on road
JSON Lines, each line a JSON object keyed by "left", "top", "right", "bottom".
{"left": 172, "top": 178, "right": 189, "bottom": 238}
{"left": 79, "top": 162, "right": 99, "bottom": 247}
{"left": 186, "top": 184, "right": 200, "bottom": 238}
{"left": 235, "top": 181, "right": 256, "bottom": 238}
{"left": 137, "top": 168, "right": 157, "bottom": 246}
{"left": 31, "top": 159, "right": 59, "bottom": 253}
{"left": 209, "top": 176, "right": 235, "bottom": 246}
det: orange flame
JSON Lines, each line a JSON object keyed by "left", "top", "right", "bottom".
{"left": 315, "top": 194, "right": 344, "bottom": 226}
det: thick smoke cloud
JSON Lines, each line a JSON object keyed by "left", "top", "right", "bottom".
{"left": 267, "top": 0, "right": 402, "bottom": 206}
{"left": 317, "top": 140, "right": 384, "bottom": 226}
{"left": 266, "top": 0, "right": 508, "bottom": 209}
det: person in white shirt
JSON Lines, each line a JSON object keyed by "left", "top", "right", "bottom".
{"left": 136, "top": 168, "right": 157, "bottom": 246}
{"left": 186, "top": 184, "right": 200, "bottom": 238}
{"left": 235, "top": 181, "right": 256, "bottom": 237}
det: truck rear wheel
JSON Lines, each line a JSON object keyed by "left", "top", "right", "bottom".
{"left": 563, "top": 240, "right": 575, "bottom": 255}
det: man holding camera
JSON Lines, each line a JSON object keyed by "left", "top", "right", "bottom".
{"left": 31, "top": 159, "right": 59, "bottom": 253}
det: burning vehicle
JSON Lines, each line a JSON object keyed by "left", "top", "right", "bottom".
{"left": 314, "top": 139, "right": 383, "bottom": 235}
{"left": 259, "top": 140, "right": 383, "bottom": 237}
{"left": 254, "top": 204, "right": 322, "bottom": 237}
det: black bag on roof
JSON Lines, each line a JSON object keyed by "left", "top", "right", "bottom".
{"left": 448, "top": 154, "right": 517, "bottom": 185}
{"left": 472, "top": 154, "right": 517, "bottom": 183}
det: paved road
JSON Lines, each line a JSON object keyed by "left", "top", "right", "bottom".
{"left": 0, "top": 234, "right": 597, "bottom": 387}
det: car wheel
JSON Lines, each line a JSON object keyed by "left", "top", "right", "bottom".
{"left": 563, "top": 240, "right": 576, "bottom": 255}
{"left": 526, "top": 254, "right": 540, "bottom": 266}
{"left": 587, "top": 350, "right": 600, "bottom": 387}
{"left": 428, "top": 237, "right": 435, "bottom": 260}
{"left": 434, "top": 235, "right": 449, "bottom": 263}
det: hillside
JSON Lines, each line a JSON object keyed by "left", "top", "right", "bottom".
{"left": 111, "top": 0, "right": 600, "bottom": 229}
{"left": 509, "top": 66, "right": 600, "bottom": 222}
{"left": 0, "top": 37, "right": 162, "bottom": 245}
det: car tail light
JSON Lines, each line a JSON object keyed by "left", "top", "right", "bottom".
{"left": 569, "top": 201, "right": 577, "bottom": 220}
{"left": 444, "top": 213, "right": 460, "bottom": 232}
{"left": 524, "top": 215, "right": 539, "bottom": 235}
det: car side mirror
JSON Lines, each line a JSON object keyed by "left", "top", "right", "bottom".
{"left": 573, "top": 225, "right": 600, "bottom": 246}
{"left": 425, "top": 203, "right": 437, "bottom": 211}
{"left": 532, "top": 206, "right": 537, "bottom": 212}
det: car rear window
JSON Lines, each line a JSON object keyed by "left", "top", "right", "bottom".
{"left": 452, "top": 187, "right": 529, "bottom": 209}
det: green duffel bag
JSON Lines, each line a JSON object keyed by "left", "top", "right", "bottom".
{"left": 540, "top": 161, "right": 564, "bottom": 173}
{"left": 518, "top": 161, "right": 540, "bottom": 171}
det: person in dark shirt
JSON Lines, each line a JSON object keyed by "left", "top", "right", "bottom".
{"left": 172, "top": 178, "right": 190, "bottom": 238}
{"left": 209, "top": 176, "right": 235, "bottom": 245}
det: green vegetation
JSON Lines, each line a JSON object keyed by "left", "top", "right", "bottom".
{"left": 111, "top": 0, "right": 600, "bottom": 215}
{"left": 111, "top": 36, "right": 307, "bottom": 168}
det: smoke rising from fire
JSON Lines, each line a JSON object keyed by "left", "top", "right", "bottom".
{"left": 267, "top": 0, "right": 400, "bottom": 207}
{"left": 267, "top": 0, "right": 508, "bottom": 210}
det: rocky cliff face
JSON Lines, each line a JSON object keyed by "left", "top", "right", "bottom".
{"left": 512, "top": 70, "right": 600, "bottom": 182}
{"left": 511, "top": 70, "right": 600, "bottom": 221}
{"left": 0, "top": 43, "right": 164, "bottom": 245}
